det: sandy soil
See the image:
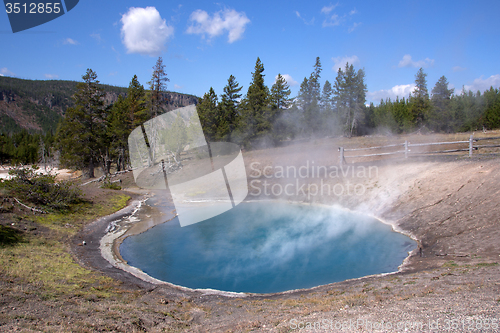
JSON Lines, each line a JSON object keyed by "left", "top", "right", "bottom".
{"left": 0, "top": 166, "right": 80, "bottom": 181}
{"left": 2, "top": 135, "right": 500, "bottom": 332}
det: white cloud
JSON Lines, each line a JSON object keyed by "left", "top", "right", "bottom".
{"left": 321, "top": 3, "right": 339, "bottom": 14}
{"left": 332, "top": 55, "right": 360, "bottom": 72}
{"left": 121, "top": 7, "right": 174, "bottom": 57}
{"left": 321, "top": 5, "right": 359, "bottom": 30}
{"left": 90, "top": 33, "right": 102, "bottom": 43}
{"left": 322, "top": 13, "right": 343, "bottom": 27}
{"left": 186, "top": 9, "right": 250, "bottom": 43}
{"left": 111, "top": 46, "right": 121, "bottom": 62}
{"left": 398, "top": 54, "right": 434, "bottom": 68}
{"left": 174, "top": 84, "right": 183, "bottom": 90}
{"left": 275, "top": 74, "right": 298, "bottom": 86}
{"left": 0, "top": 67, "right": 15, "bottom": 76}
{"left": 295, "top": 11, "right": 315, "bottom": 25}
{"left": 44, "top": 74, "right": 59, "bottom": 79}
{"left": 368, "top": 84, "right": 416, "bottom": 102}
{"left": 452, "top": 66, "right": 466, "bottom": 72}
{"left": 461, "top": 74, "right": 500, "bottom": 94}
{"left": 322, "top": 4, "right": 355, "bottom": 28}
{"left": 348, "top": 22, "right": 361, "bottom": 33}
{"left": 63, "top": 38, "right": 78, "bottom": 45}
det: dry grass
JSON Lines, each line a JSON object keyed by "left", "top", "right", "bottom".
{"left": 32, "top": 193, "right": 130, "bottom": 235}
{"left": 0, "top": 192, "right": 130, "bottom": 301}
{"left": 0, "top": 238, "right": 120, "bottom": 300}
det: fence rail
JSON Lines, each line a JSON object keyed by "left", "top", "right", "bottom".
{"left": 339, "top": 134, "right": 500, "bottom": 164}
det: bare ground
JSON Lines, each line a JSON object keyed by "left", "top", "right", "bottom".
{"left": 1, "top": 134, "right": 500, "bottom": 332}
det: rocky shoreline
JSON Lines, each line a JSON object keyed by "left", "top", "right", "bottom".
{"left": 97, "top": 197, "right": 418, "bottom": 297}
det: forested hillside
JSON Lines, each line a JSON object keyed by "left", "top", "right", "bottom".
{"left": 0, "top": 64, "right": 197, "bottom": 167}
{"left": 0, "top": 76, "right": 198, "bottom": 134}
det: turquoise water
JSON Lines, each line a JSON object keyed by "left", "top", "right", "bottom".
{"left": 120, "top": 202, "right": 415, "bottom": 294}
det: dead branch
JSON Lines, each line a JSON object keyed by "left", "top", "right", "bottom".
{"left": 13, "top": 197, "right": 47, "bottom": 214}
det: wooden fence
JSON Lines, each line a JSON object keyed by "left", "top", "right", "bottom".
{"left": 339, "top": 134, "right": 500, "bottom": 164}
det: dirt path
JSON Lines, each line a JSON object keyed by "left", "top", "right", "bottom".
{"left": 70, "top": 193, "right": 156, "bottom": 290}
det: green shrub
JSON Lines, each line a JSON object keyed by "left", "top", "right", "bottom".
{"left": 0, "top": 224, "right": 23, "bottom": 246}
{"left": 4, "top": 166, "right": 82, "bottom": 211}
{"left": 101, "top": 179, "right": 121, "bottom": 190}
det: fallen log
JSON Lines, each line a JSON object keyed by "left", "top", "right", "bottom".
{"left": 13, "top": 197, "right": 47, "bottom": 214}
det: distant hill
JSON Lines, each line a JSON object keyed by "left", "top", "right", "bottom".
{"left": 0, "top": 76, "right": 198, "bottom": 134}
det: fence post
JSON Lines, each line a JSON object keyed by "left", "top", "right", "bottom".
{"left": 469, "top": 134, "right": 473, "bottom": 157}
{"left": 404, "top": 140, "right": 408, "bottom": 159}
{"left": 339, "top": 147, "right": 344, "bottom": 165}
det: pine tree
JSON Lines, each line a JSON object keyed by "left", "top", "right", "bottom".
{"left": 197, "top": 87, "right": 219, "bottom": 142}
{"left": 297, "top": 77, "right": 311, "bottom": 110}
{"left": 238, "top": 57, "right": 270, "bottom": 147}
{"left": 219, "top": 75, "right": 243, "bottom": 142}
{"left": 310, "top": 57, "right": 322, "bottom": 103}
{"left": 429, "top": 75, "right": 454, "bottom": 132}
{"left": 56, "top": 69, "right": 106, "bottom": 178}
{"left": 270, "top": 73, "right": 292, "bottom": 143}
{"left": 321, "top": 80, "right": 333, "bottom": 113}
{"left": 148, "top": 57, "right": 169, "bottom": 117}
{"left": 0, "top": 134, "right": 13, "bottom": 164}
{"left": 362, "top": 102, "right": 376, "bottom": 133}
{"left": 297, "top": 57, "right": 322, "bottom": 136}
{"left": 108, "top": 95, "right": 130, "bottom": 171}
{"left": 144, "top": 58, "right": 170, "bottom": 165}
{"left": 127, "top": 75, "right": 148, "bottom": 128}
{"left": 411, "top": 67, "right": 430, "bottom": 128}
{"left": 333, "top": 63, "right": 367, "bottom": 137}
{"left": 321, "top": 80, "right": 336, "bottom": 134}
{"left": 483, "top": 87, "right": 500, "bottom": 129}
{"left": 270, "top": 74, "right": 292, "bottom": 110}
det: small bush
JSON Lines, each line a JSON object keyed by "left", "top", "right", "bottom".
{"left": 101, "top": 178, "right": 121, "bottom": 190}
{"left": 0, "top": 224, "right": 23, "bottom": 246}
{"left": 442, "top": 260, "right": 459, "bottom": 268}
{"left": 3, "top": 166, "right": 82, "bottom": 211}
{"left": 476, "top": 262, "right": 498, "bottom": 267}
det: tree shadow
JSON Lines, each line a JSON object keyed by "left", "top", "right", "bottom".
{"left": 0, "top": 224, "right": 24, "bottom": 246}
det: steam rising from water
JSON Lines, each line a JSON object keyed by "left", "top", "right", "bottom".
{"left": 121, "top": 201, "right": 414, "bottom": 293}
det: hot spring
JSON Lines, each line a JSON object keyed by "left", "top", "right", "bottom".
{"left": 120, "top": 201, "right": 415, "bottom": 294}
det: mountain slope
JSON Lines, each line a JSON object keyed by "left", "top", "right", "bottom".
{"left": 0, "top": 76, "right": 198, "bottom": 134}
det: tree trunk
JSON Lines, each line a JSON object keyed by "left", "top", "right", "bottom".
{"left": 116, "top": 154, "right": 122, "bottom": 172}
{"left": 105, "top": 149, "right": 111, "bottom": 175}
{"left": 88, "top": 158, "right": 95, "bottom": 178}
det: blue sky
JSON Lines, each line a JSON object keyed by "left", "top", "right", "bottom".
{"left": 1, "top": 0, "right": 500, "bottom": 104}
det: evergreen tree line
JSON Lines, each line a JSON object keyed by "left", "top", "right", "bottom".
{"left": 196, "top": 58, "right": 500, "bottom": 147}
{"left": 55, "top": 57, "right": 170, "bottom": 177}
{"left": 0, "top": 57, "right": 177, "bottom": 173}
{"left": 196, "top": 56, "right": 369, "bottom": 148}
{"left": 196, "top": 58, "right": 293, "bottom": 148}
{"left": 369, "top": 72, "right": 500, "bottom": 134}
{"left": 0, "top": 66, "right": 199, "bottom": 170}
{"left": 0, "top": 130, "right": 54, "bottom": 165}
{"left": 3, "top": 56, "right": 500, "bottom": 176}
